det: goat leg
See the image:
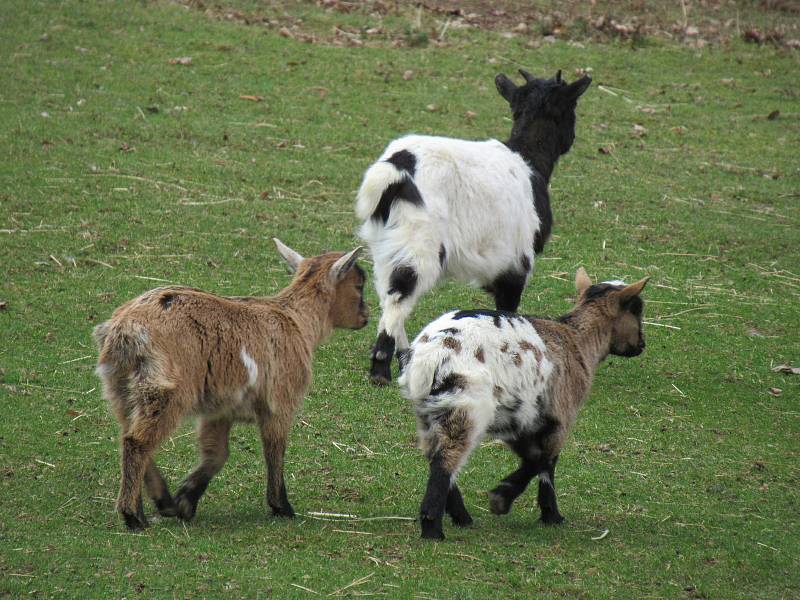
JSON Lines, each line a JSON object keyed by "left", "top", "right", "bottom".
{"left": 537, "top": 456, "right": 564, "bottom": 525}
{"left": 420, "top": 453, "right": 450, "bottom": 540}
{"left": 488, "top": 459, "right": 538, "bottom": 515}
{"left": 445, "top": 483, "right": 473, "bottom": 527}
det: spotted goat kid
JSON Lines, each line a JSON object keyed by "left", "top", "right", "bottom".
{"left": 94, "top": 239, "right": 368, "bottom": 531}
{"left": 398, "top": 268, "right": 648, "bottom": 540}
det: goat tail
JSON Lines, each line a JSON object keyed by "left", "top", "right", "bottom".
{"left": 398, "top": 340, "right": 448, "bottom": 402}
{"left": 355, "top": 160, "right": 406, "bottom": 221}
{"left": 94, "top": 319, "right": 151, "bottom": 379}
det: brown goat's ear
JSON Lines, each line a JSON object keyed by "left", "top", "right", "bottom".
{"left": 330, "top": 247, "right": 363, "bottom": 283}
{"left": 495, "top": 74, "right": 517, "bottom": 102}
{"left": 616, "top": 277, "right": 649, "bottom": 300}
{"left": 273, "top": 238, "right": 304, "bottom": 273}
{"left": 575, "top": 267, "right": 592, "bottom": 297}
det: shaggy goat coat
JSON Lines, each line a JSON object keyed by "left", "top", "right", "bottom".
{"left": 94, "top": 241, "right": 368, "bottom": 530}
{"left": 399, "top": 269, "right": 648, "bottom": 540}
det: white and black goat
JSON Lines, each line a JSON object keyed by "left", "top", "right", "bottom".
{"left": 356, "top": 69, "right": 592, "bottom": 384}
{"left": 94, "top": 239, "right": 368, "bottom": 530}
{"left": 398, "top": 268, "right": 648, "bottom": 539}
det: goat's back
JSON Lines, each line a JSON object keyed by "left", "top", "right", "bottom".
{"left": 400, "top": 309, "right": 555, "bottom": 437}
{"left": 94, "top": 286, "right": 310, "bottom": 418}
{"left": 359, "top": 135, "right": 540, "bottom": 285}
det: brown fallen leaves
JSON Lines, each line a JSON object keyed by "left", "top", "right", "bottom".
{"left": 168, "top": 56, "right": 192, "bottom": 65}
{"left": 771, "top": 364, "right": 800, "bottom": 375}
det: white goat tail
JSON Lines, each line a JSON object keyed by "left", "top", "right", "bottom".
{"left": 398, "top": 341, "right": 448, "bottom": 402}
{"left": 355, "top": 160, "right": 405, "bottom": 221}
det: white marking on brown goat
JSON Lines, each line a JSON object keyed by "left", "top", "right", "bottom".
{"left": 94, "top": 240, "right": 367, "bottom": 531}
{"left": 240, "top": 347, "right": 259, "bottom": 388}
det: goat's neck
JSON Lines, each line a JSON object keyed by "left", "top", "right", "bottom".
{"left": 274, "top": 284, "right": 334, "bottom": 350}
{"left": 560, "top": 311, "right": 613, "bottom": 370}
{"left": 506, "top": 129, "right": 560, "bottom": 182}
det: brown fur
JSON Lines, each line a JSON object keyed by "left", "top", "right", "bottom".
{"left": 525, "top": 271, "right": 648, "bottom": 453}
{"left": 423, "top": 408, "right": 474, "bottom": 473}
{"left": 94, "top": 244, "right": 368, "bottom": 530}
{"left": 474, "top": 346, "right": 485, "bottom": 363}
{"left": 442, "top": 336, "right": 462, "bottom": 353}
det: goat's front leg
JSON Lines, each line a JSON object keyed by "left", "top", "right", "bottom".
{"left": 537, "top": 456, "right": 564, "bottom": 525}
{"left": 258, "top": 413, "right": 294, "bottom": 518}
{"left": 174, "top": 416, "right": 232, "bottom": 522}
{"left": 488, "top": 458, "right": 539, "bottom": 515}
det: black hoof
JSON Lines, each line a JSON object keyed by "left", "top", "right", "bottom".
{"left": 369, "top": 358, "right": 392, "bottom": 386}
{"left": 154, "top": 496, "right": 178, "bottom": 518}
{"left": 270, "top": 504, "right": 295, "bottom": 518}
{"left": 488, "top": 490, "right": 512, "bottom": 515}
{"left": 122, "top": 510, "right": 149, "bottom": 531}
{"left": 540, "top": 512, "right": 565, "bottom": 525}
{"left": 174, "top": 490, "right": 198, "bottom": 522}
{"left": 369, "top": 373, "right": 391, "bottom": 386}
{"left": 451, "top": 511, "right": 473, "bottom": 527}
{"left": 420, "top": 517, "right": 445, "bottom": 540}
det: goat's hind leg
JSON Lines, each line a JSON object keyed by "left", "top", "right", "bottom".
{"left": 485, "top": 256, "right": 532, "bottom": 312}
{"left": 445, "top": 483, "right": 473, "bottom": 527}
{"left": 419, "top": 408, "right": 478, "bottom": 540}
{"left": 144, "top": 459, "right": 177, "bottom": 517}
{"left": 370, "top": 260, "right": 437, "bottom": 385}
{"left": 117, "top": 388, "right": 182, "bottom": 531}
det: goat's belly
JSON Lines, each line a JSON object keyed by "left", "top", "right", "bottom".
{"left": 196, "top": 388, "right": 258, "bottom": 422}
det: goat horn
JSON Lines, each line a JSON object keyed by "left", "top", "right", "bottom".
{"left": 518, "top": 69, "right": 535, "bottom": 83}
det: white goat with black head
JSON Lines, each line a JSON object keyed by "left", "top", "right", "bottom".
{"left": 356, "top": 68, "right": 591, "bottom": 385}
{"left": 399, "top": 268, "right": 648, "bottom": 540}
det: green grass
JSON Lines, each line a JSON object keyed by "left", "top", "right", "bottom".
{"left": 1, "top": 1, "right": 798, "bottom": 598}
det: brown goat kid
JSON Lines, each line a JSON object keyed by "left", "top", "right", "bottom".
{"left": 94, "top": 239, "right": 368, "bottom": 531}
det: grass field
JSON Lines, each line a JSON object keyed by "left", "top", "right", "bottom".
{"left": 1, "top": 1, "right": 798, "bottom": 598}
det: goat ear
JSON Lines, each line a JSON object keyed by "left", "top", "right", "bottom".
{"left": 518, "top": 69, "right": 535, "bottom": 83}
{"left": 557, "top": 75, "right": 592, "bottom": 103}
{"left": 616, "top": 277, "right": 649, "bottom": 300}
{"left": 273, "top": 238, "right": 304, "bottom": 273}
{"left": 330, "top": 247, "right": 363, "bottom": 283}
{"left": 495, "top": 74, "right": 517, "bottom": 102}
{"left": 575, "top": 267, "right": 592, "bottom": 297}
{"left": 555, "top": 69, "right": 563, "bottom": 84}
